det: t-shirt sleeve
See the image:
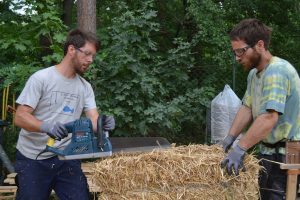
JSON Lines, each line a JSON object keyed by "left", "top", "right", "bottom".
{"left": 83, "top": 83, "right": 97, "bottom": 111}
{"left": 259, "top": 68, "right": 289, "bottom": 115}
{"left": 242, "top": 70, "right": 255, "bottom": 108}
{"left": 16, "top": 74, "right": 43, "bottom": 109}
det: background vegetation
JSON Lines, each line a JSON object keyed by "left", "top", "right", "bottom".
{"left": 0, "top": 0, "right": 300, "bottom": 161}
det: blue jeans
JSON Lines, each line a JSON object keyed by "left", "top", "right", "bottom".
{"left": 15, "top": 150, "right": 89, "bottom": 200}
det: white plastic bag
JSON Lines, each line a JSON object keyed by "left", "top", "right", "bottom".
{"left": 210, "top": 85, "right": 241, "bottom": 144}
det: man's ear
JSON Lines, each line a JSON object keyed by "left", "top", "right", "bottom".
{"left": 256, "top": 40, "right": 265, "bottom": 50}
{"left": 67, "top": 45, "right": 76, "bottom": 57}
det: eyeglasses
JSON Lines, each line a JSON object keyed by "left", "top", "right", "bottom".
{"left": 75, "top": 47, "right": 96, "bottom": 60}
{"left": 232, "top": 45, "right": 251, "bottom": 57}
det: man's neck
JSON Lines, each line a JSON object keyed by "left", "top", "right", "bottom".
{"left": 256, "top": 51, "right": 273, "bottom": 72}
{"left": 55, "top": 58, "right": 77, "bottom": 79}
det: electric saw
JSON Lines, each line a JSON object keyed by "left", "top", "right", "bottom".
{"left": 41, "top": 115, "right": 171, "bottom": 160}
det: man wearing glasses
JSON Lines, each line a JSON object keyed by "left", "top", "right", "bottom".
{"left": 14, "top": 29, "right": 115, "bottom": 200}
{"left": 220, "top": 19, "right": 300, "bottom": 199}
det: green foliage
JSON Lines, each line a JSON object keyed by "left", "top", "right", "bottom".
{"left": 0, "top": 64, "right": 41, "bottom": 93}
{"left": 0, "top": 1, "right": 67, "bottom": 91}
{"left": 1, "top": 0, "right": 300, "bottom": 152}
{"left": 2, "top": 126, "right": 19, "bottom": 162}
{"left": 87, "top": 0, "right": 215, "bottom": 144}
{"left": 188, "top": 0, "right": 242, "bottom": 94}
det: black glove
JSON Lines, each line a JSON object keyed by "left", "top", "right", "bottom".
{"left": 221, "top": 144, "right": 246, "bottom": 175}
{"left": 220, "top": 135, "right": 237, "bottom": 153}
{"left": 40, "top": 122, "right": 69, "bottom": 141}
{"left": 102, "top": 115, "right": 115, "bottom": 131}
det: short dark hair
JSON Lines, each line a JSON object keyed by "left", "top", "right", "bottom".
{"left": 229, "top": 18, "right": 272, "bottom": 50}
{"left": 63, "top": 29, "right": 100, "bottom": 55}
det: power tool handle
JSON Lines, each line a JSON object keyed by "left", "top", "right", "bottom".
{"left": 47, "top": 137, "right": 55, "bottom": 147}
{"left": 64, "top": 121, "right": 75, "bottom": 133}
{"left": 46, "top": 121, "right": 74, "bottom": 147}
{"left": 97, "top": 115, "right": 104, "bottom": 148}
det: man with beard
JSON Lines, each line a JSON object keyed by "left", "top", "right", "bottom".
{"left": 220, "top": 19, "right": 300, "bottom": 199}
{"left": 14, "top": 29, "right": 115, "bottom": 200}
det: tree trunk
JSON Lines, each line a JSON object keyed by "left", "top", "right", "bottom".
{"left": 62, "top": 0, "right": 73, "bottom": 27}
{"left": 76, "top": 0, "right": 96, "bottom": 34}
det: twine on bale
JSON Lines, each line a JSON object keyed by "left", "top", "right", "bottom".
{"left": 91, "top": 144, "right": 261, "bottom": 200}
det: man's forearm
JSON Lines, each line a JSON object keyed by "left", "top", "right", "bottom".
{"left": 15, "top": 105, "right": 42, "bottom": 132}
{"left": 228, "top": 105, "right": 253, "bottom": 137}
{"left": 85, "top": 108, "right": 99, "bottom": 132}
{"left": 239, "top": 110, "right": 278, "bottom": 150}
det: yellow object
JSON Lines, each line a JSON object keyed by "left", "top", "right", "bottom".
{"left": 12, "top": 93, "right": 15, "bottom": 127}
{"left": 1, "top": 85, "right": 16, "bottom": 127}
{"left": 2, "top": 86, "right": 9, "bottom": 120}
{"left": 47, "top": 138, "right": 55, "bottom": 147}
{"left": 2, "top": 87, "right": 5, "bottom": 120}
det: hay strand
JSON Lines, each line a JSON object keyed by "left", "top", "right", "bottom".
{"left": 91, "top": 144, "right": 261, "bottom": 200}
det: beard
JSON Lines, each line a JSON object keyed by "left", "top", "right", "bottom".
{"left": 72, "top": 56, "right": 88, "bottom": 76}
{"left": 242, "top": 49, "right": 261, "bottom": 71}
{"left": 74, "top": 65, "right": 85, "bottom": 76}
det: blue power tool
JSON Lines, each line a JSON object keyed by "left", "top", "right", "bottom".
{"left": 38, "top": 115, "right": 172, "bottom": 160}
{"left": 44, "top": 115, "right": 112, "bottom": 160}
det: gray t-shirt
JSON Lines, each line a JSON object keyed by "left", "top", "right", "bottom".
{"left": 16, "top": 66, "right": 97, "bottom": 159}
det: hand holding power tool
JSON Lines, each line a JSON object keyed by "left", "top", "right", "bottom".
{"left": 41, "top": 115, "right": 115, "bottom": 140}
{"left": 38, "top": 115, "right": 115, "bottom": 160}
{"left": 38, "top": 115, "right": 170, "bottom": 160}
{"left": 102, "top": 115, "right": 115, "bottom": 130}
{"left": 40, "top": 122, "right": 69, "bottom": 141}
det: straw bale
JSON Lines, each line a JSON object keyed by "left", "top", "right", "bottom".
{"left": 91, "top": 144, "right": 261, "bottom": 200}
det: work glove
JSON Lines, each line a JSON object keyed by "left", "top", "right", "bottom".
{"left": 220, "top": 135, "right": 237, "bottom": 153}
{"left": 102, "top": 115, "right": 115, "bottom": 131}
{"left": 40, "top": 122, "right": 69, "bottom": 141}
{"left": 221, "top": 144, "right": 246, "bottom": 176}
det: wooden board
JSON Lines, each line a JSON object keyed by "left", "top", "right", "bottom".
{"left": 286, "top": 141, "right": 300, "bottom": 164}
{"left": 0, "top": 186, "right": 17, "bottom": 200}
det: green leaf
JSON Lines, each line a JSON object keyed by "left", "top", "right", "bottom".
{"left": 14, "top": 44, "right": 26, "bottom": 51}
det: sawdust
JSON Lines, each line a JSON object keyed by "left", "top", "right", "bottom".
{"left": 91, "top": 144, "right": 261, "bottom": 200}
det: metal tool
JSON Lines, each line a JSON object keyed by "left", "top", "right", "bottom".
{"left": 42, "top": 115, "right": 112, "bottom": 160}
{"left": 40, "top": 115, "right": 171, "bottom": 160}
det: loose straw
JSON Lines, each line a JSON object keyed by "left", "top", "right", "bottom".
{"left": 91, "top": 144, "right": 261, "bottom": 200}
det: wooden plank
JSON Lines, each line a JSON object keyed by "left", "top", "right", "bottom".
{"left": 0, "top": 195, "right": 16, "bottom": 199}
{"left": 0, "top": 196, "right": 16, "bottom": 200}
{"left": 287, "top": 169, "right": 300, "bottom": 175}
{"left": 6, "top": 173, "right": 16, "bottom": 178}
{"left": 81, "top": 162, "right": 95, "bottom": 173}
{"left": 4, "top": 173, "right": 16, "bottom": 185}
{"left": 286, "top": 141, "right": 300, "bottom": 164}
{"left": 279, "top": 163, "right": 300, "bottom": 199}
{"left": 0, "top": 186, "right": 17, "bottom": 191}
{"left": 81, "top": 162, "right": 95, "bottom": 169}
{"left": 0, "top": 186, "right": 17, "bottom": 200}
{"left": 3, "top": 179, "right": 15, "bottom": 185}
{"left": 286, "top": 173, "right": 297, "bottom": 200}
{"left": 280, "top": 163, "right": 300, "bottom": 170}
